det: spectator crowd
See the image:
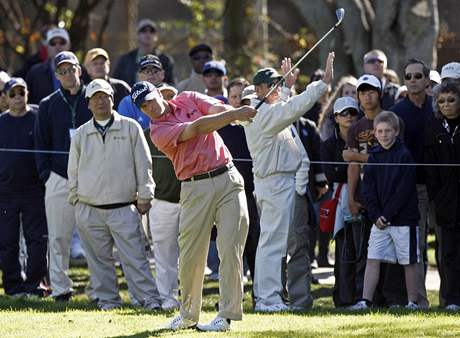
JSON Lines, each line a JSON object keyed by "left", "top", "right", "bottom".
{"left": 0, "top": 18, "right": 460, "bottom": 332}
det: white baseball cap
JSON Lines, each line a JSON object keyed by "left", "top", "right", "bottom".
{"left": 46, "top": 28, "right": 70, "bottom": 44}
{"left": 429, "top": 70, "right": 441, "bottom": 84}
{"left": 85, "top": 79, "right": 114, "bottom": 99}
{"left": 440, "top": 62, "right": 460, "bottom": 80}
{"left": 357, "top": 74, "right": 382, "bottom": 91}
{"left": 333, "top": 96, "right": 359, "bottom": 114}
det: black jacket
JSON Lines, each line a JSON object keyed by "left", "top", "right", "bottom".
{"left": 108, "top": 77, "right": 131, "bottom": 110}
{"left": 361, "top": 139, "right": 419, "bottom": 226}
{"left": 113, "top": 48, "right": 174, "bottom": 86}
{"left": 320, "top": 127, "right": 348, "bottom": 184}
{"left": 34, "top": 86, "right": 92, "bottom": 182}
{"left": 425, "top": 117, "right": 460, "bottom": 228}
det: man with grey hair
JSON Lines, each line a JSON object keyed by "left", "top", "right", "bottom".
{"left": 363, "top": 49, "right": 399, "bottom": 109}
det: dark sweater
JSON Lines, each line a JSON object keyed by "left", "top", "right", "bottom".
{"left": 0, "top": 107, "right": 44, "bottom": 193}
{"left": 320, "top": 127, "right": 348, "bottom": 184}
{"left": 390, "top": 95, "right": 433, "bottom": 184}
{"left": 361, "top": 139, "right": 419, "bottom": 226}
{"left": 34, "top": 86, "right": 92, "bottom": 182}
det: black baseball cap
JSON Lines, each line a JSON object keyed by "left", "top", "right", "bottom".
{"left": 253, "top": 68, "right": 282, "bottom": 86}
{"left": 189, "top": 44, "right": 213, "bottom": 57}
{"left": 137, "top": 54, "right": 163, "bottom": 72}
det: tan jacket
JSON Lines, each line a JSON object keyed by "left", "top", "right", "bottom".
{"left": 68, "top": 112, "right": 154, "bottom": 206}
{"left": 176, "top": 70, "right": 206, "bottom": 94}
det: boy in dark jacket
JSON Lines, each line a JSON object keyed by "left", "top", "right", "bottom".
{"left": 349, "top": 111, "right": 421, "bottom": 310}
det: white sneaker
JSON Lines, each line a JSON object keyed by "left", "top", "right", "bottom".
{"left": 347, "top": 300, "right": 370, "bottom": 310}
{"left": 255, "top": 302, "right": 289, "bottom": 313}
{"left": 197, "top": 316, "right": 230, "bottom": 332}
{"left": 405, "top": 301, "right": 419, "bottom": 310}
{"left": 163, "top": 315, "right": 197, "bottom": 330}
{"left": 446, "top": 304, "right": 460, "bottom": 311}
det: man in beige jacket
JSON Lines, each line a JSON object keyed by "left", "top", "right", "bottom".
{"left": 68, "top": 79, "right": 161, "bottom": 310}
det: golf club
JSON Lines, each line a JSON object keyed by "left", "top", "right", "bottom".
{"left": 254, "top": 8, "right": 345, "bottom": 109}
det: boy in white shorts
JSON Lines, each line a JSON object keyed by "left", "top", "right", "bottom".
{"left": 349, "top": 111, "right": 421, "bottom": 310}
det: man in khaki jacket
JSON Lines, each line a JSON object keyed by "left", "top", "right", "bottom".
{"left": 68, "top": 79, "right": 161, "bottom": 310}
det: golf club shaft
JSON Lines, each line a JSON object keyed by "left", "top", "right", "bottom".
{"left": 255, "top": 22, "right": 339, "bottom": 110}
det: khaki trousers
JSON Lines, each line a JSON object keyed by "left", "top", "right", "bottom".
{"left": 75, "top": 203, "right": 160, "bottom": 308}
{"left": 44, "top": 172, "right": 76, "bottom": 297}
{"left": 179, "top": 167, "right": 249, "bottom": 322}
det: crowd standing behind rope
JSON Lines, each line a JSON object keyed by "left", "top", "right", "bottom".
{"left": 0, "top": 19, "right": 460, "bottom": 333}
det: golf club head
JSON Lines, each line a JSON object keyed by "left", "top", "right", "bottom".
{"left": 335, "top": 8, "right": 345, "bottom": 27}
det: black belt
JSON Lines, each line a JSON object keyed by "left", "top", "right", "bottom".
{"left": 92, "top": 201, "right": 135, "bottom": 210}
{"left": 183, "top": 163, "right": 233, "bottom": 182}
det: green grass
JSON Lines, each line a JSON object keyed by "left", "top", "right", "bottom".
{"left": 0, "top": 266, "right": 459, "bottom": 337}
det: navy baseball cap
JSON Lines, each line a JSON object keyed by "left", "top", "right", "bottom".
{"left": 4, "top": 77, "right": 27, "bottom": 92}
{"left": 202, "top": 61, "right": 226, "bottom": 76}
{"left": 131, "top": 81, "right": 161, "bottom": 108}
{"left": 253, "top": 68, "right": 282, "bottom": 86}
{"left": 137, "top": 54, "right": 163, "bottom": 71}
{"left": 54, "top": 51, "right": 79, "bottom": 68}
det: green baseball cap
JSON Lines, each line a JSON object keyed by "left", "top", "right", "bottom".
{"left": 253, "top": 67, "right": 282, "bottom": 86}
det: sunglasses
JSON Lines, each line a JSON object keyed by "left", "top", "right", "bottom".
{"left": 139, "top": 27, "right": 155, "bottom": 34}
{"left": 366, "top": 58, "right": 384, "bottom": 65}
{"left": 49, "top": 40, "right": 67, "bottom": 47}
{"left": 335, "top": 108, "right": 359, "bottom": 117}
{"left": 404, "top": 73, "right": 424, "bottom": 81}
{"left": 55, "top": 66, "right": 77, "bottom": 76}
{"left": 192, "top": 55, "right": 211, "bottom": 62}
{"left": 437, "top": 97, "right": 457, "bottom": 105}
{"left": 9, "top": 89, "right": 26, "bottom": 98}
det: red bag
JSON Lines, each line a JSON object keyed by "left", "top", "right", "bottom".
{"left": 319, "top": 183, "right": 344, "bottom": 233}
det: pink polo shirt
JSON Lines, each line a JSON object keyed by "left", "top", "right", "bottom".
{"left": 150, "top": 91, "right": 232, "bottom": 180}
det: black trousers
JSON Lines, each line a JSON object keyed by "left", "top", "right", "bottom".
{"left": 0, "top": 192, "right": 47, "bottom": 295}
{"left": 243, "top": 189, "right": 260, "bottom": 282}
{"left": 440, "top": 226, "right": 460, "bottom": 306}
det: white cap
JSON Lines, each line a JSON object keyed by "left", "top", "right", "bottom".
{"left": 429, "top": 70, "right": 441, "bottom": 84}
{"left": 333, "top": 96, "right": 359, "bottom": 114}
{"left": 0, "top": 71, "right": 11, "bottom": 90}
{"left": 395, "top": 85, "right": 408, "bottom": 101}
{"left": 357, "top": 74, "right": 382, "bottom": 91}
{"left": 85, "top": 79, "right": 114, "bottom": 99}
{"left": 440, "top": 62, "right": 460, "bottom": 80}
{"left": 46, "top": 28, "right": 70, "bottom": 44}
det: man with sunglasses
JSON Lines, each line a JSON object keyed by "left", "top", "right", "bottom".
{"left": 390, "top": 58, "right": 432, "bottom": 309}
{"left": 177, "top": 44, "right": 213, "bottom": 94}
{"left": 245, "top": 53, "right": 334, "bottom": 312}
{"left": 35, "top": 51, "right": 93, "bottom": 302}
{"left": 113, "top": 19, "right": 174, "bottom": 86}
{"left": 363, "top": 50, "right": 399, "bottom": 110}
{"left": 0, "top": 78, "right": 48, "bottom": 298}
{"left": 25, "top": 28, "right": 72, "bottom": 104}
{"left": 118, "top": 54, "right": 167, "bottom": 129}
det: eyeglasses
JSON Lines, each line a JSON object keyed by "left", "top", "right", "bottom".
{"left": 49, "top": 40, "right": 67, "bottom": 47}
{"left": 8, "top": 89, "right": 26, "bottom": 98}
{"left": 335, "top": 108, "right": 359, "bottom": 117}
{"left": 55, "top": 66, "right": 77, "bottom": 76}
{"left": 404, "top": 73, "right": 424, "bottom": 81}
{"left": 437, "top": 97, "right": 457, "bottom": 105}
{"left": 140, "top": 67, "right": 162, "bottom": 75}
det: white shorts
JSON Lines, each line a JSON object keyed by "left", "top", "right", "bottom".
{"left": 367, "top": 225, "right": 419, "bottom": 265}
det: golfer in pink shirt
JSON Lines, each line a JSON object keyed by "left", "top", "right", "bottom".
{"left": 131, "top": 82, "right": 256, "bottom": 332}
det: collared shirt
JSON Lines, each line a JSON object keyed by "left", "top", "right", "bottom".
{"left": 150, "top": 91, "right": 231, "bottom": 180}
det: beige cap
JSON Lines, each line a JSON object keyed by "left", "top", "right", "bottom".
{"left": 84, "top": 48, "right": 109, "bottom": 66}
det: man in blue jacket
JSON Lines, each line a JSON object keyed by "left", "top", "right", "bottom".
{"left": 35, "top": 51, "right": 93, "bottom": 301}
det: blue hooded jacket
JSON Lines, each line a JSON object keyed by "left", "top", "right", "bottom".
{"left": 361, "top": 139, "right": 419, "bottom": 226}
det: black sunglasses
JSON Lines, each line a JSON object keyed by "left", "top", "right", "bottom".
{"left": 336, "top": 108, "right": 359, "bottom": 117}
{"left": 404, "top": 73, "right": 424, "bottom": 81}
{"left": 437, "top": 97, "right": 457, "bottom": 105}
{"left": 9, "top": 89, "right": 26, "bottom": 98}
{"left": 49, "top": 40, "right": 67, "bottom": 47}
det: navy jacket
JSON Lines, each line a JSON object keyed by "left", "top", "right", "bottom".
{"left": 34, "top": 86, "right": 92, "bottom": 182}
{"left": 361, "top": 139, "right": 419, "bottom": 226}
{"left": 390, "top": 95, "right": 433, "bottom": 184}
{"left": 0, "top": 107, "right": 44, "bottom": 194}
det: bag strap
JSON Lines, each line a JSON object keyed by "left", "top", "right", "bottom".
{"left": 334, "top": 183, "right": 344, "bottom": 199}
